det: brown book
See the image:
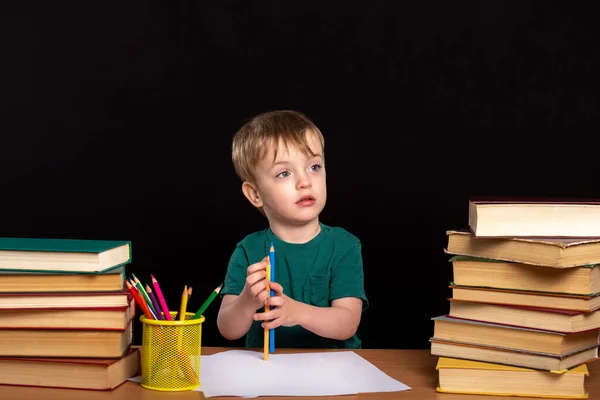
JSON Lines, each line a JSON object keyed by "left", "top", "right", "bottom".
{"left": 431, "top": 338, "right": 598, "bottom": 373}
{"left": 431, "top": 315, "right": 600, "bottom": 356}
{"left": 0, "top": 347, "right": 140, "bottom": 390}
{"left": 450, "top": 284, "right": 600, "bottom": 312}
{"left": 0, "top": 297, "right": 135, "bottom": 329}
{"left": 0, "top": 290, "right": 132, "bottom": 309}
{"left": 448, "top": 299, "right": 600, "bottom": 333}
{"left": 469, "top": 197, "right": 600, "bottom": 238}
{"left": 435, "top": 356, "right": 590, "bottom": 398}
{"left": 0, "top": 267, "right": 125, "bottom": 293}
{"left": 0, "top": 322, "right": 133, "bottom": 358}
{"left": 450, "top": 255, "right": 600, "bottom": 295}
{"left": 445, "top": 229, "right": 600, "bottom": 268}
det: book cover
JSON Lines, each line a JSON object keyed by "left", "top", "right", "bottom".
{"left": 0, "top": 238, "right": 131, "bottom": 274}
{"left": 0, "top": 237, "right": 131, "bottom": 253}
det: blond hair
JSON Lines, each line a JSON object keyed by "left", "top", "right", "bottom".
{"left": 232, "top": 110, "right": 325, "bottom": 183}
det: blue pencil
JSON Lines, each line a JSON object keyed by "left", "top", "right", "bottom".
{"left": 269, "top": 242, "right": 275, "bottom": 353}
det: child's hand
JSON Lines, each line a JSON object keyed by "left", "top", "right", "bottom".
{"left": 253, "top": 282, "right": 298, "bottom": 329}
{"left": 240, "top": 256, "right": 270, "bottom": 310}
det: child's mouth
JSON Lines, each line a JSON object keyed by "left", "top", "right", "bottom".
{"left": 296, "top": 196, "right": 316, "bottom": 206}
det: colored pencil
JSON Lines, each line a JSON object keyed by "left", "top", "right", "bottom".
{"left": 269, "top": 243, "right": 275, "bottom": 353}
{"left": 126, "top": 280, "right": 154, "bottom": 319}
{"left": 176, "top": 286, "right": 193, "bottom": 320}
{"left": 132, "top": 274, "right": 157, "bottom": 316}
{"left": 145, "top": 284, "right": 165, "bottom": 320}
{"left": 178, "top": 285, "right": 188, "bottom": 321}
{"left": 151, "top": 274, "right": 173, "bottom": 321}
{"left": 142, "top": 292, "right": 158, "bottom": 319}
{"left": 128, "top": 279, "right": 157, "bottom": 319}
{"left": 192, "top": 284, "right": 223, "bottom": 319}
{"left": 264, "top": 257, "right": 271, "bottom": 361}
{"left": 133, "top": 275, "right": 158, "bottom": 320}
{"left": 128, "top": 278, "right": 140, "bottom": 295}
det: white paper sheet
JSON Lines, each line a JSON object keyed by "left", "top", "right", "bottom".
{"left": 129, "top": 349, "right": 410, "bottom": 398}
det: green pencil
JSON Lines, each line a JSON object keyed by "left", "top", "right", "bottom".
{"left": 132, "top": 274, "right": 157, "bottom": 316}
{"left": 192, "top": 284, "right": 223, "bottom": 319}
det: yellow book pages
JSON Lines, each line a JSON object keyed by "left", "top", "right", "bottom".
{"left": 436, "top": 357, "right": 589, "bottom": 375}
{"left": 436, "top": 386, "right": 589, "bottom": 399}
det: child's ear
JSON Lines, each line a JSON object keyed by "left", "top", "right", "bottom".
{"left": 241, "top": 181, "right": 263, "bottom": 208}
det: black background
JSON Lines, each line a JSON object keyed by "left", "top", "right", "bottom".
{"left": 1, "top": 1, "right": 598, "bottom": 349}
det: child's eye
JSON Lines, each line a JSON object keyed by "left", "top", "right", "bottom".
{"left": 276, "top": 171, "right": 291, "bottom": 178}
{"left": 310, "top": 164, "right": 322, "bottom": 172}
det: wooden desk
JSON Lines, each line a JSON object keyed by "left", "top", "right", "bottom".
{"left": 1, "top": 347, "right": 599, "bottom": 400}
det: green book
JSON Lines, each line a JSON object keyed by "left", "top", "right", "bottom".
{"left": 0, "top": 237, "right": 131, "bottom": 274}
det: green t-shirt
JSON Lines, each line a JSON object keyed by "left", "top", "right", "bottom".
{"left": 221, "top": 223, "right": 368, "bottom": 349}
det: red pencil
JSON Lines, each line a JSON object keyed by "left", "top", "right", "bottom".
{"left": 126, "top": 280, "right": 154, "bottom": 319}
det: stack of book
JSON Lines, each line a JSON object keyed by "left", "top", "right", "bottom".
{"left": 432, "top": 198, "right": 600, "bottom": 399}
{"left": 0, "top": 237, "right": 140, "bottom": 391}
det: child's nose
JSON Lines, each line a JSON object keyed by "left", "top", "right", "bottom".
{"left": 296, "top": 173, "right": 312, "bottom": 189}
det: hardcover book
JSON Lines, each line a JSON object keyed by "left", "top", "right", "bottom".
{"left": 0, "top": 237, "right": 131, "bottom": 274}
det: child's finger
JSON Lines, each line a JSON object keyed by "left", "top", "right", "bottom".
{"left": 265, "top": 296, "right": 283, "bottom": 307}
{"left": 256, "top": 288, "right": 270, "bottom": 303}
{"left": 269, "top": 281, "right": 284, "bottom": 295}
{"left": 246, "top": 257, "right": 268, "bottom": 275}
{"left": 253, "top": 308, "right": 279, "bottom": 321}
{"left": 245, "top": 270, "right": 266, "bottom": 286}
{"left": 262, "top": 319, "right": 281, "bottom": 330}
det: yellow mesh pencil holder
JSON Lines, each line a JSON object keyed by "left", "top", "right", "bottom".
{"left": 140, "top": 312, "right": 205, "bottom": 391}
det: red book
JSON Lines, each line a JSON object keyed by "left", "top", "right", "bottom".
{"left": 0, "top": 289, "right": 132, "bottom": 309}
{"left": 0, "top": 347, "right": 140, "bottom": 390}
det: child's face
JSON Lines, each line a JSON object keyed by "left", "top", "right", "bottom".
{"left": 252, "top": 131, "right": 326, "bottom": 227}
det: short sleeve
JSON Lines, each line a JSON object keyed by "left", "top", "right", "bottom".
{"left": 329, "top": 237, "right": 369, "bottom": 311}
{"left": 221, "top": 243, "right": 249, "bottom": 297}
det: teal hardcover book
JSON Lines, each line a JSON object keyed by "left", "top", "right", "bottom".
{"left": 0, "top": 238, "right": 131, "bottom": 274}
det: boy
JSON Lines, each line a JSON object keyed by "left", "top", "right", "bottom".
{"left": 217, "top": 110, "right": 368, "bottom": 349}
